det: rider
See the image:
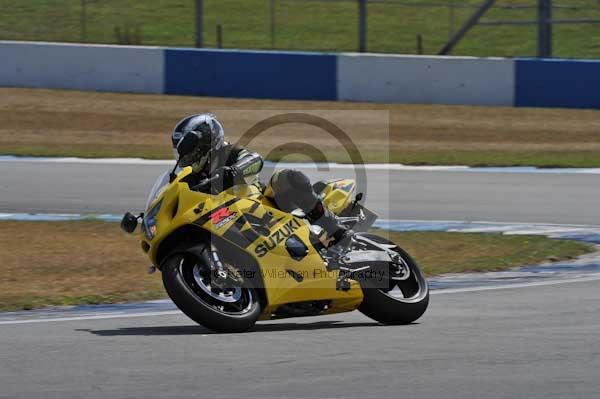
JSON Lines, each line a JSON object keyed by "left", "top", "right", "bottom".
{"left": 171, "top": 113, "right": 350, "bottom": 246}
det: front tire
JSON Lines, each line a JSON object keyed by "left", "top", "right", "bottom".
{"left": 356, "top": 234, "right": 429, "bottom": 325}
{"left": 161, "top": 252, "right": 261, "bottom": 333}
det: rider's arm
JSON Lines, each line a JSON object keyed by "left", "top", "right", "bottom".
{"left": 227, "top": 146, "right": 264, "bottom": 187}
{"left": 232, "top": 148, "right": 263, "bottom": 178}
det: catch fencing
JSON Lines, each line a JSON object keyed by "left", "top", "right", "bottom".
{"left": 2, "top": 1, "right": 600, "bottom": 58}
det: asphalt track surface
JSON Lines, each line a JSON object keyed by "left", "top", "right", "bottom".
{"left": 2, "top": 280, "right": 600, "bottom": 399}
{"left": 1, "top": 158, "right": 599, "bottom": 225}
{"left": 1, "top": 158, "right": 600, "bottom": 398}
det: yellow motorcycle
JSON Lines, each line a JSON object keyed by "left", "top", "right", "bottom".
{"left": 121, "top": 148, "right": 428, "bottom": 333}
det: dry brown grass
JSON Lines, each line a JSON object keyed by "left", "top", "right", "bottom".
{"left": 0, "top": 221, "right": 591, "bottom": 311}
{"left": 0, "top": 221, "right": 164, "bottom": 311}
{"left": 1, "top": 88, "right": 600, "bottom": 166}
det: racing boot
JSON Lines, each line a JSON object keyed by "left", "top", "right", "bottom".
{"left": 306, "top": 200, "right": 353, "bottom": 249}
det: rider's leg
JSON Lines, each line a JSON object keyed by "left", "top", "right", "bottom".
{"left": 266, "top": 169, "right": 350, "bottom": 244}
{"left": 266, "top": 169, "right": 317, "bottom": 211}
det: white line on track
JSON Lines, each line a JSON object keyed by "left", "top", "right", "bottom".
{"left": 2, "top": 275, "right": 600, "bottom": 326}
{"left": 0, "top": 156, "right": 174, "bottom": 165}
{"left": 2, "top": 156, "right": 600, "bottom": 174}
{"left": 0, "top": 311, "right": 182, "bottom": 326}
{"left": 431, "top": 274, "right": 600, "bottom": 295}
{"left": 377, "top": 218, "right": 600, "bottom": 229}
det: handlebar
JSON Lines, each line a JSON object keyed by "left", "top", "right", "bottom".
{"left": 190, "top": 172, "right": 221, "bottom": 192}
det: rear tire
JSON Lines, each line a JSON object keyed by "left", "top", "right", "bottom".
{"left": 356, "top": 235, "right": 429, "bottom": 325}
{"left": 161, "top": 253, "right": 261, "bottom": 333}
{"left": 359, "top": 286, "right": 429, "bottom": 325}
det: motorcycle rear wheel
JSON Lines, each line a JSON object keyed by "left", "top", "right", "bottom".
{"left": 161, "top": 252, "right": 261, "bottom": 333}
{"left": 356, "top": 234, "right": 429, "bottom": 325}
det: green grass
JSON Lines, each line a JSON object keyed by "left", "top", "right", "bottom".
{"left": 2, "top": 0, "right": 600, "bottom": 58}
{"left": 382, "top": 229, "right": 593, "bottom": 276}
{"left": 267, "top": 149, "right": 600, "bottom": 169}
{"left": 0, "top": 220, "right": 593, "bottom": 312}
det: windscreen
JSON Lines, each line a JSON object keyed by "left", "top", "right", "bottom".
{"left": 145, "top": 170, "right": 171, "bottom": 211}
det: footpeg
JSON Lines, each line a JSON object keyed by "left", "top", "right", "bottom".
{"left": 336, "top": 275, "right": 351, "bottom": 291}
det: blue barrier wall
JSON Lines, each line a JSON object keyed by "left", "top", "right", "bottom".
{"left": 164, "top": 48, "right": 337, "bottom": 100}
{"left": 2, "top": 41, "right": 600, "bottom": 109}
{"left": 516, "top": 58, "right": 600, "bottom": 109}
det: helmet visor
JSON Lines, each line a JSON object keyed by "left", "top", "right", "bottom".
{"left": 180, "top": 150, "right": 210, "bottom": 172}
{"left": 193, "top": 152, "right": 210, "bottom": 172}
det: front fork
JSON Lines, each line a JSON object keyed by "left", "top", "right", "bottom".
{"left": 207, "top": 243, "right": 228, "bottom": 287}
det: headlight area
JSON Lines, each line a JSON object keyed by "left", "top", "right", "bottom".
{"left": 142, "top": 200, "right": 162, "bottom": 241}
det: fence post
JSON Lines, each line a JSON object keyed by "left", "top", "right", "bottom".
{"left": 448, "top": 1, "right": 456, "bottom": 39}
{"left": 80, "top": 0, "right": 87, "bottom": 42}
{"left": 216, "top": 25, "right": 223, "bottom": 49}
{"left": 195, "top": 0, "right": 203, "bottom": 48}
{"left": 358, "top": 0, "right": 367, "bottom": 52}
{"left": 270, "top": 0, "right": 276, "bottom": 48}
{"left": 537, "top": 0, "right": 552, "bottom": 57}
{"left": 438, "top": 0, "right": 496, "bottom": 55}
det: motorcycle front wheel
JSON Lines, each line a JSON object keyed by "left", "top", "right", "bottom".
{"left": 161, "top": 252, "right": 261, "bottom": 333}
{"left": 356, "top": 234, "right": 429, "bottom": 325}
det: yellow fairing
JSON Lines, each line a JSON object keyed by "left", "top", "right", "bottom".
{"left": 320, "top": 179, "right": 356, "bottom": 215}
{"left": 141, "top": 168, "right": 363, "bottom": 320}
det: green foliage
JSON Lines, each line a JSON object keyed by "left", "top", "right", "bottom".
{"left": 2, "top": 0, "right": 600, "bottom": 58}
{"left": 381, "top": 230, "right": 593, "bottom": 276}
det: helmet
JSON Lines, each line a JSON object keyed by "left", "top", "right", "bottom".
{"left": 171, "top": 113, "right": 225, "bottom": 171}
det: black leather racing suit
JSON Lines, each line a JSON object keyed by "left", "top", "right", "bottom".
{"left": 188, "top": 142, "right": 264, "bottom": 190}
{"left": 194, "top": 144, "right": 347, "bottom": 243}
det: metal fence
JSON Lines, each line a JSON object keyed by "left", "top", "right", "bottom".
{"left": 1, "top": 0, "right": 600, "bottom": 58}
